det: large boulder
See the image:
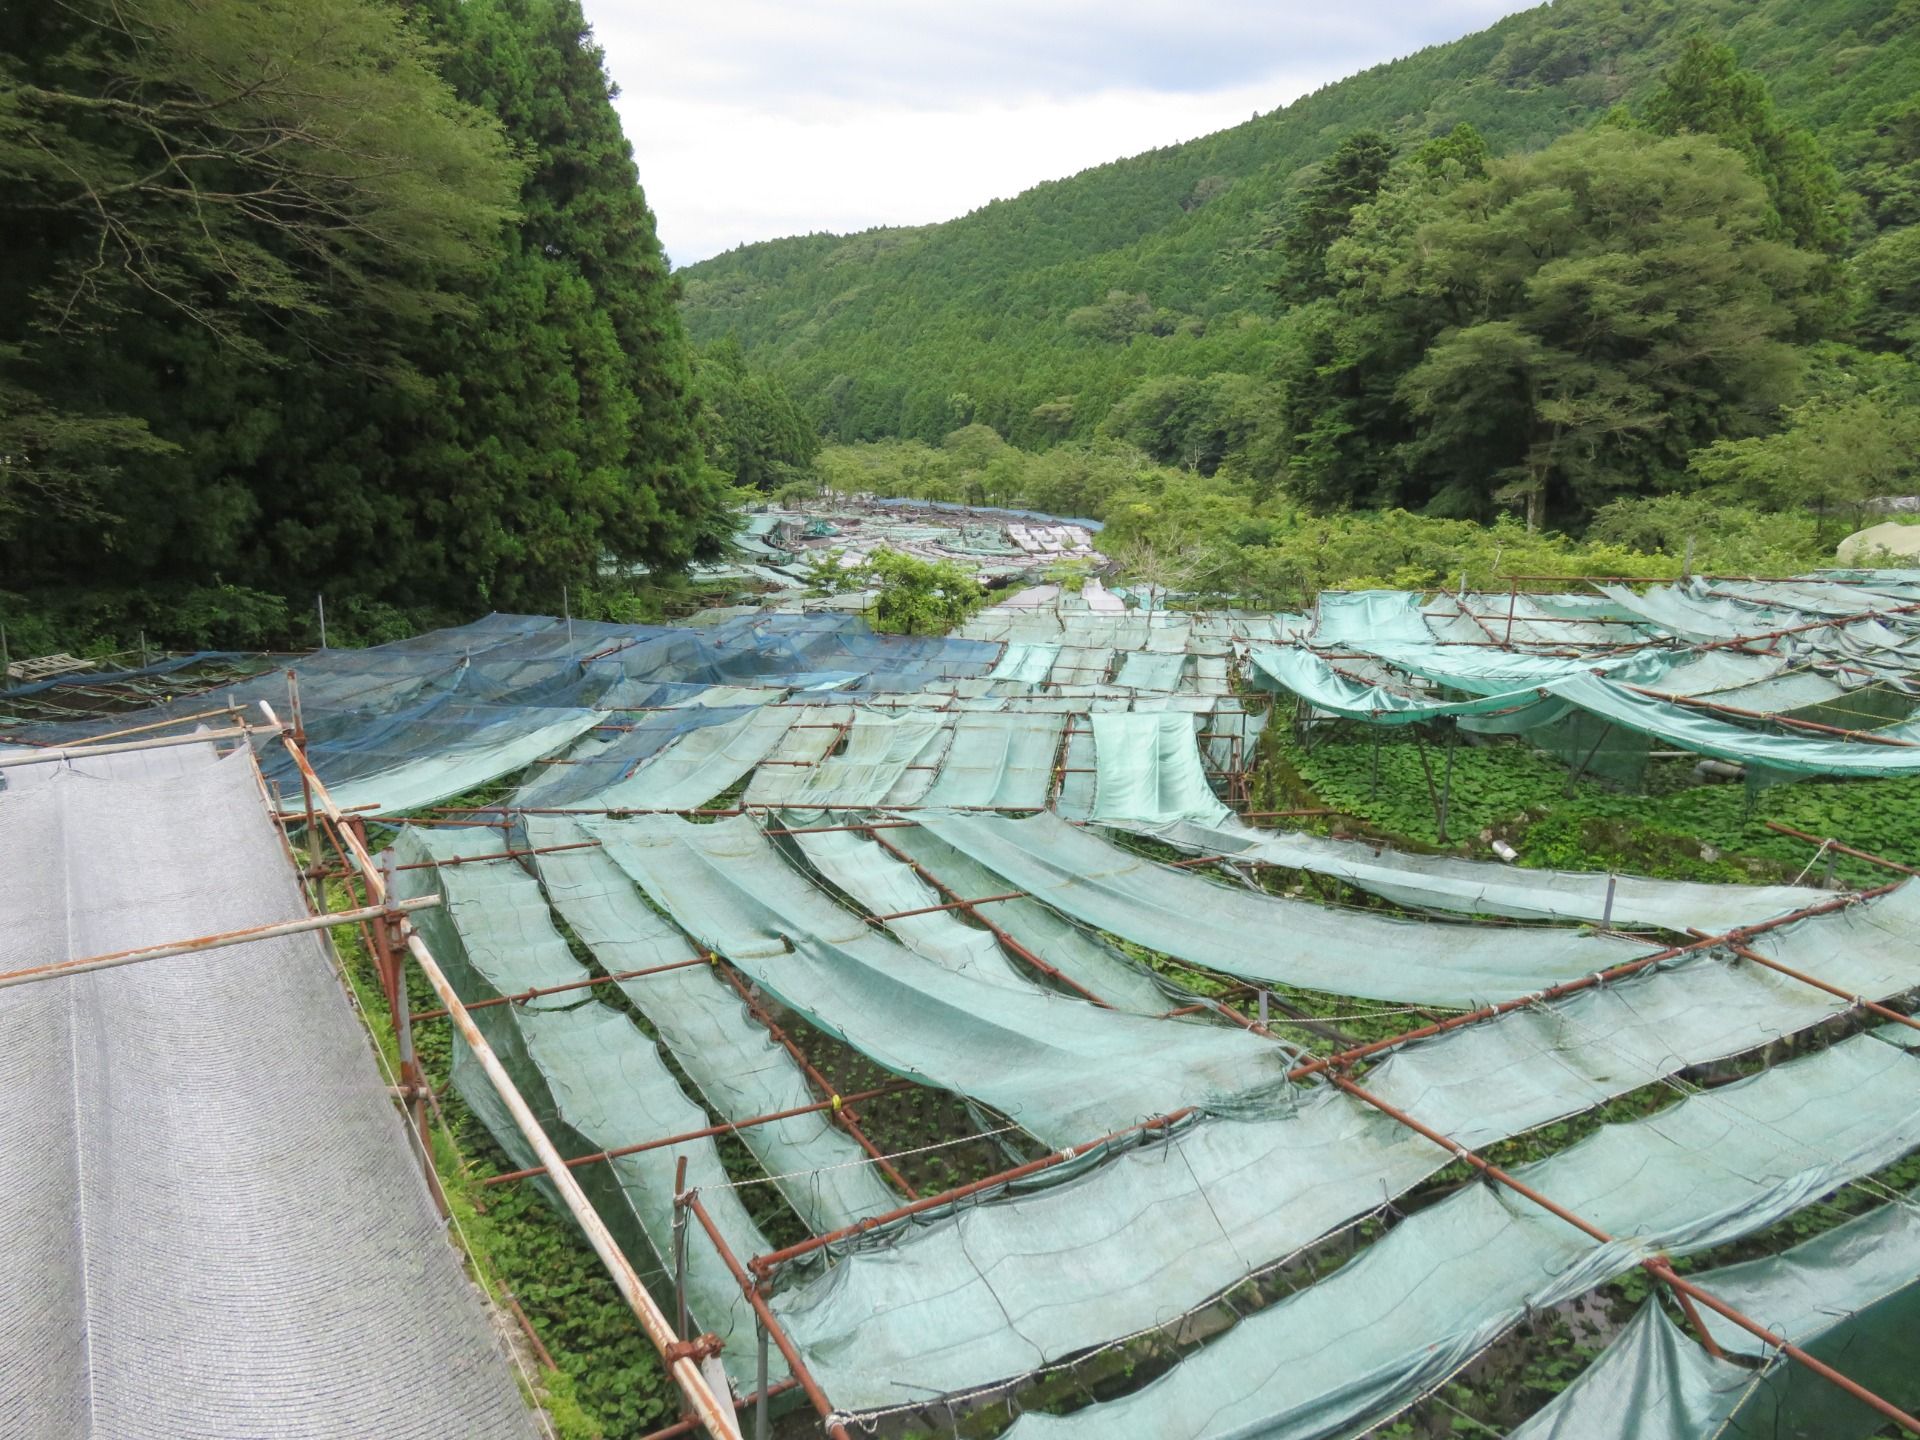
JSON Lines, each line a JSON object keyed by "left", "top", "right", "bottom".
{"left": 1836, "top": 520, "right": 1920, "bottom": 565}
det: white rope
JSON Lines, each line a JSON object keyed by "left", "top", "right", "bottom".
{"left": 703, "top": 1122, "right": 1027, "bottom": 1192}
{"left": 1792, "top": 836, "right": 1835, "bottom": 886}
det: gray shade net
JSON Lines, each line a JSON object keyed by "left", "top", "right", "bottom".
{"left": 771, "top": 886, "right": 1920, "bottom": 1414}
{"left": 581, "top": 815, "right": 1294, "bottom": 1145}
{"left": 912, "top": 811, "right": 1640, "bottom": 1005}
{"left": 522, "top": 815, "right": 901, "bottom": 1231}
{"left": 1006, "top": 1030, "right": 1920, "bottom": 1440}
{"left": 0, "top": 747, "right": 534, "bottom": 1439}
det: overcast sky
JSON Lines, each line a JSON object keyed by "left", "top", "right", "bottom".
{"left": 587, "top": 2, "right": 1536, "bottom": 267}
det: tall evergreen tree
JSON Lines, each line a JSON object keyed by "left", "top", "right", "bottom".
{"left": 1643, "top": 38, "right": 1849, "bottom": 255}
{"left": 375, "top": 0, "right": 723, "bottom": 608}
{"left": 1270, "top": 131, "right": 1395, "bottom": 305}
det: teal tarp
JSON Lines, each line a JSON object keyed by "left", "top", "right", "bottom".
{"left": 1005, "top": 1031, "right": 1920, "bottom": 1440}
{"left": 913, "top": 811, "right": 1640, "bottom": 1006}
{"left": 1513, "top": 1187, "right": 1920, "bottom": 1440}
{"left": 1248, "top": 648, "right": 1563, "bottom": 726}
{"left": 1088, "top": 711, "right": 1231, "bottom": 826}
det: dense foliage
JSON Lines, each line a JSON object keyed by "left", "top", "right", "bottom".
{"left": 0, "top": 0, "right": 720, "bottom": 639}
{"left": 683, "top": 0, "right": 1920, "bottom": 547}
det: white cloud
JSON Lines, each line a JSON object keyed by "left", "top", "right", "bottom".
{"left": 581, "top": 1, "right": 1535, "bottom": 264}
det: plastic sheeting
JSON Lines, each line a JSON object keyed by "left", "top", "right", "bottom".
{"left": 911, "top": 811, "right": 1639, "bottom": 1005}
{"left": 1089, "top": 711, "right": 1232, "bottom": 826}
{"left": 1006, "top": 1030, "right": 1920, "bottom": 1440}
{"left": 582, "top": 815, "right": 1293, "bottom": 1145}
{"left": 523, "top": 817, "right": 901, "bottom": 1232}
{"left": 1137, "top": 817, "right": 1823, "bottom": 933}
{"left": 0, "top": 748, "right": 534, "bottom": 1439}
{"left": 390, "top": 828, "right": 778, "bottom": 1384}
{"left": 772, "top": 908, "right": 1920, "bottom": 1414}
{"left": 922, "top": 711, "right": 1067, "bottom": 810}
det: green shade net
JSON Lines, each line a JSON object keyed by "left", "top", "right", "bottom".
{"left": 922, "top": 712, "right": 1067, "bottom": 810}
{"left": 877, "top": 824, "right": 1175, "bottom": 1014}
{"left": 1345, "top": 640, "right": 1678, "bottom": 694}
{"left": 1248, "top": 648, "right": 1564, "bottom": 727}
{"left": 1113, "top": 651, "right": 1190, "bottom": 692}
{"left": 1511, "top": 1186, "right": 1920, "bottom": 1440}
{"left": 911, "top": 811, "right": 1640, "bottom": 1006}
{"left": 524, "top": 816, "right": 901, "bottom": 1233}
{"left": 1005, "top": 1030, "right": 1920, "bottom": 1440}
{"left": 1539, "top": 673, "right": 1920, "bottom": 778}
{"left": 745, "top": 710, "right": 946, "bottom": 807}
{"left": 1136, "top": 816, "right": 1825, "bottom": 934}
{"left": 1309, "top": 591, "right": 1437, "bottom": 646}
{"left": 581, "top": 814, "right": 1293, "bottom": 1146}
{"left": 389, "top": 828, "right": 778, "bottom": 1386}
{"left": 1088, "top": 711, "right": 1232, "bottom": 825}
{"left": 538, "top": 706, "right": 796, "bottom": 811}
{"left": 988, "top": 643, "right": 1061, "bottom": 685}
{"left": 1505, "top": 1303, "right": 1764, "bottom": 1440}
{"left": 772, "top": 899, "right": 1920, "bottom": 1413}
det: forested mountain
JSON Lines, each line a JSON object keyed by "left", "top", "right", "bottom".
{"left": 679, "top": 0, "right": 1920, "bottom": 512}
{"left": 0, "top": 0, "right": 721, "bottom": 645}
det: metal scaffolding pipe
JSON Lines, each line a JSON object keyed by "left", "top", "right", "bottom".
{"left": 481, "top": 1081, "right": 916, "bottom": 1187}
{"left": 1622, "top": 685, "right": 1920, "bottom": 747}
{"left": 1645, "top": 1261, "right": 1920, "bottom": 1434}
{"left": 1726, "top": 942, "right": 1920, "bottom": 1037}
{"left": 409, "top": 956, "right": 714, "bottom": 1022}
{"left": 710, "top": 961, "right": 920, "bottom": 1199}
{"left": 1331, "top": 1073, "right": 1920, "bottom": 1437}
{"left": 684, "top": 1192, "right": 849, "bottom": 1439}
{"left": 0, "top": 723, "right": 256, "bottom": 768}
{"left": 1763, "top": 821, "right": 1920, "bottom": 877}
{"left": 867, "top": 828, "right": 1114, "bottom": 1008}
{"left": 750, "top": 1108, "right": 1196, "bottom": 1276}
{"left": 0, "top": 895, "right": 440, "bottom": 992}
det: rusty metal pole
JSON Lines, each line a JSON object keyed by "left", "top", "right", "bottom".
{"left": 754, "top": 1317, "right": 771, "bottom": 1440}
{"left": 1330, "top": 1072, "right": 1920, "bottom": 1437}
{"left": 684, "top": 1192, "right": 851, "bottom": 1440}
{"left": 672, "top": 1155, "right": 691, "bottom": 1340}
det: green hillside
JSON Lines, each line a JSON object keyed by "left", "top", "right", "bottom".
{"left": 680, "top": 0, "right": 1919, "bottom": 451}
